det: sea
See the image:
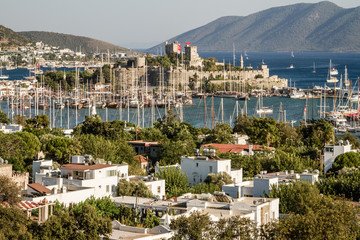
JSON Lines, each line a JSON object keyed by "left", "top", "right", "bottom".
{"left": 2, "top": 51, "right": 360, "bottom": 129}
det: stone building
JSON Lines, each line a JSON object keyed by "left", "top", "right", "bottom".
{"left": 165, "top": 41, "right": 181, "bottom": 56}
{"left": 0, "top": 160, "right": 29, "bottom": 190}
{"left": 184, "top": 44, "right": 202, "bottom": 67}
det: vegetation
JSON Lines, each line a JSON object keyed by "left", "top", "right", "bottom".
{"left": 117, "top": 179, "right": 155, "bottom": 198}
{"left": 318, "top": 168, "right": 360, "bottom": 201}
{"left": 18, "top": 31, "right": 131, "bottom": 54}
{"left": 156, "top": 167, "right": 190, "bottom": 198}
{"left": 0, "top": 176, "right": 21, "bottom": 205}
{"left": 329, "top": 152, "right": 360, "bottom": 173}
{"left": 0, "top": 25, "right": 31, "bottom": 47}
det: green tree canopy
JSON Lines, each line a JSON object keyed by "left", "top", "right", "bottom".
{"left": 156, "top": 167, "right": 190, "bottom": 198}
{"left": 0, "top": 175, "right": 21, "bottom": 205}
{"left": 117, "top": 179, "right": 154, "bottom": 198}
{"left": 330, "top": 152, "right": 360, "bottom": 172}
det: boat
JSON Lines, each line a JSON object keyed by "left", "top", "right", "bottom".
{"left": 256, "top": 107, "right": 273, "bottom": 115}
{"left": 289, "top": 64, "right": 294, "bottom": 69}
{"left": 256, "top": 91, "right": 273, "bottom": 115}
{"left": 327, "top": 60, "right": 339, "bottom": 83}
{"left": 291, "top": 50, "right": 294, "bottom": 58}
{"left": 237, "top": 93, "right": 250, "bottom": 101}
{"left": 312, "top": 62, "right": 316, "bottom": 73}
{"left": 0, "top": 68, "right": 9, "bottom": 80}
{"left": 289, "top": 90, "right": 306, "bottom": 99}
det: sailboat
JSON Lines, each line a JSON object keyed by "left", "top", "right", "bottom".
{"left": 326, "top": 60, "right": 339, "bottom": 83}
{"left": 0, "top": 67, "right": 9, "bottom": 80}
{"left": 291, "top": 50, "right": 294, "bottom": 58}
{"left": 312, "top": 62, "right": 316, "bottom": 73}
{"left": 256, "top": 91, "right": 273, "bottom": 115}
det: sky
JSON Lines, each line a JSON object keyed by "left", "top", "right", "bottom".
{"left": 0, "top": 0, "right": 358, "bottom": 49}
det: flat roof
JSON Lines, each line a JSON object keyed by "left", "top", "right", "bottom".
{"left": 61, "top": 163, "right": 114, "bottom": 170}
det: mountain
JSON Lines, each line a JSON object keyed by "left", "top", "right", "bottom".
{"left": 0, "top": 25, "right": 32, "bottom": 47}
{"left": 148, "top": 1, "right": 360, "bottom": 52}
{"left": 18, "top": 31, "right": 132, "bottom": 54}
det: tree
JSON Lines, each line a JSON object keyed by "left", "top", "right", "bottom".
{"left": 45, "top": 137, "right": 83, "bottom": 164}
{"left": 14, "top": 131, "right": 41, "bottom": 160}
{"left": 318, "top": 168, "right": 360, "bottom": 201}
{"left": 207, "top": 123, "right": 234, "bottom": 144}
{"left": 144, "top": 209, "right": 160, "bottom": 228}
{"left": 299, "top": 119, "right": 334, "bottom": 150}
{"left": 156, "top": 167, "right": 190, "bottom": 198}
{"left": 340, "top": 132, "right": 360, "bottom": 149}
{"left": 117, "top": 179, "right": 154, "bottom": 198}
{"left": 37, "top": 204, "right": 112, "bottom": 240}
{"left": 0, "top": 175, "right": 21, "bottom": 205}
{"left": 214, "top": 216, "right": 259, "bottom": 240}
{"left": 25, "top": 115, "right": 50, "bottom": 129}
{"left": 266, "top": 181, "right": 321, "bottom": 214}
{"left": 14, "top": 115, "right": 26, "bottom": 126}
{"left": 0, "top": 109, "right": 10, "bottom": 124}
{"left": 0, "top": 207, "right": 33, "bottom": 239}
{"left": 170, "top": 211, "right": 215, "bottom": 240}
{"left": 267, "top": 197, "right": 360, "bottom": 240}
{"left": 329, "top": 152, "right": 360, "bottom": 172}
{"left": 204, "top": 172, "right": 233, "bottom": 188}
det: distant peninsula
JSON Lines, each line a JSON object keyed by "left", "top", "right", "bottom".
{"left": 148, "top": 1, "right": 360, "bottom": 52}
{"left": 18, "top": 31, "right": 134, "bottom": 54}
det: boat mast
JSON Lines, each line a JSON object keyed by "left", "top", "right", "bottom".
{"left": 204, "top": 95, "right": 207, "bottom": 128}
{"left": 221, "top": 98, "right": 224, "bottom": 123}
{"left": 211, "top": 96, "right": 215, "bottom": 129}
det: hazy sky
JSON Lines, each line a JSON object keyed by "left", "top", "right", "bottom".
{"left": 0, "top": 0, "right": 358, "bottom": 48}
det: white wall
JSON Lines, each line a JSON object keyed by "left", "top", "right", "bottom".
{"left": 24, "top": 188, "right": 96, "bottom": 206}
{"left": 144, "top": 179, "right": 166, "bottom": 200}
{"left": 324, "top": 144, "right": 354, "bottom": 173}
{"left": 181, "top": 156, "right": 231, "bottom": 186}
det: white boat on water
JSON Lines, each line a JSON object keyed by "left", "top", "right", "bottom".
{"left": 327, "top": 60, "right": 339, "bottom": 83}
{"left": 289, "top": 90, "right": 305, "bottom": 99}
{"left": 256, "top": 92, "right": 273, "bottom": 115}
{"left": 256, "top": 107, "right": 273, "bottom": 115}
{"left": 289, "top": 64, "right": 294, "bottom": 69}
{"left": 0, "top": 68, "right": 9, "bottom": 80}
{"left": 350, "top": 94, "right": 360, "bottom": 103}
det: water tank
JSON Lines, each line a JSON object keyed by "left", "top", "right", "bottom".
{"left": 107, "top": 161, "right": 112, "bottom": 165}
{"left": 203, "top": 149, "right": 209, "bottom": 156}
{"left": 314, "top": 169, "right": 320, "bottom": 174}
{"left": 61, "top": 186, "right": 67, "bottom": 193}
{"left": 304, "top": 169, "right": 309, "bottom": 174}
{"left": 284, "top": 170, "right": 288, "bottom": 175}
{"left": 290, "top": 170, "right": 294, "bottom": 174}
{"left": 209, "top": 149, "right": 216, "bottom": 157}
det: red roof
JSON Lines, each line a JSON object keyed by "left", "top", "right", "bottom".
{"left": 61, "top": 163, "right": 114, "bottom": 170}
{"left": 28, "top": 183, "right": 51, "bottom": 194}
{"left": 202, "top": 143, "right": 274, "bottom": 154}
{"left": 135, "top": 155, "right": 148, "bottom": 163}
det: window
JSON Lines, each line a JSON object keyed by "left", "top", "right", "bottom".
{"left": 157, "top": 186, "right": 161, "bottom": 194}
{"left": 196, "top": 163, "right": 199, "bottom": 167}
{"left": 106, "top": 185, "right": 110, "bottom": 192}
{"left": 107, "top": 170, "right": 116, "bottom": 177}
{"left": 209, "top": 166, "right": 213, "bottom": 173}
{"left": 264, "top": 213, "right": 268, "bottom": 224}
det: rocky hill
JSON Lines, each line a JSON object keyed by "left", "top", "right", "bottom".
{"left": 18, "top": 31, "right": 133, "bottom": 54}
{"left": 0, "top": 25, "right": 32, "bottom": 48}
{"left": 148, "top": 1, "right": 360, "bottom": 52}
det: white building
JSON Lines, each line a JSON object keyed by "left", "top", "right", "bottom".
{"left": 324, "top": 141, "right": 356, "bottom": 173}
{"left": 0, "top": 124, "right": 23, "bottom": 134}
{"left": 29, "top": 156, "right": 129, "bottom": 205}
{"left": 180, "top": 151, "right": 242, "bottom": 186}
{"left": 222, "top": 170, "right": 319, "bottom": 199}
{"left": 112, "top": 194, "right": 279, "bottom": 227}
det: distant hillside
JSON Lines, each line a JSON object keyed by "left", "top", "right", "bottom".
{"left": 0, "top": 25, "right": 32, "bottom": 47}
{"left": 148, "top": 1, "right": 360, "bottom": 52}
{"left": 18, "top": 31, "right": 133, "bottom": 54}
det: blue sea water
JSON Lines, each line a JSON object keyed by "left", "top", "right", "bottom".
{"left": 1, "top": 52, "right": 360, "bottom": 129}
